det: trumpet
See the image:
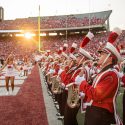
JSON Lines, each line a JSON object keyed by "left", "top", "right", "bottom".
{"left": 67, "top": 83, "right": 80, "bottom": 108}
{"left": 51, "top": 75, "right": 62, "bottom": 94}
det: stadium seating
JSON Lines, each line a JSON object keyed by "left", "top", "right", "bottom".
{"left": 0, "top": 31, "right": 124, "bottom": 60}
{"left": 0, "top": 10, "right": 111, "bottom": 30}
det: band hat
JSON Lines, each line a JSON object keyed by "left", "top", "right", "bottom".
{"left": 99, "top": 27, "right": 122, "bottom": 62}
{"left": 69, "top": 43, "right": 77, "bottom": 60}
{"left": 79, "top": 31, "right": 94, "bottom": 60}
{"left": 62, "top": 43, "right": 69, "bottom": 58}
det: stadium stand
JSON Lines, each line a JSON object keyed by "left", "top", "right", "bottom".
{"left": 0, "top": 31, "right": 125, "bottom": 60}
{"left": 0, "top": 10, "right": 112, "bottom": 30}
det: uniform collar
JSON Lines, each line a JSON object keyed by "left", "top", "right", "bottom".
{"left": 99, "top": 64, "right": 113, "bottom": 74}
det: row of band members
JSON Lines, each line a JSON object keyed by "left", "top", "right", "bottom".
{"left": 40, "top": 28, "right": 125, "bottom": 125}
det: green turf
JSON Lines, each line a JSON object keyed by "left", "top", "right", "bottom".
{"left": 77, "top": 109, "right": 85, "bottom": 125}
{"left": 116, "top": 87, "right": 124, "bottom": 120}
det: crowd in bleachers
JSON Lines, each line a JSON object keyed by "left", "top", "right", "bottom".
{"left": 0, "top": 38, "right": 36, "bottom": 61}
{"left": 0, "top": 30, "right": 125, "bottom": 61}
{"left": 42, "top": 30, "right": 125, "bottom": 55}
{"left": 0, "top": 15, "right": 106, "bottom": 30}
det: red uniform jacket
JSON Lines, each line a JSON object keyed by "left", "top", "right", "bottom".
{"left": 63, "top": 66, "right": 79, "bottom": 86}
{"left": 53, "top": 64, "right": 60, "bottom": 76}
{"left": 60, "top": 66, "right": 69, "bottom": 84}
{"left": 70, "top": 69, "right": 81, "bottom": 83}
{"left": 80, "top": 69, "right": 119, "bottom": 113}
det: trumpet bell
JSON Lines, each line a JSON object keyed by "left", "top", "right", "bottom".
{"left": 46, "top": 74, "right": 52, "bottom": 85}
{"left": 67, "top": 84, "right": 80, "bottom": 108}
{"left": 51, "top": 76, "right": 62, "bottom": 94}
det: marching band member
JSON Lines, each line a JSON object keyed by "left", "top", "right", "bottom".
{"left": 63, "top": 42, "right": 80, "bottom": 125}
{"left": 48, "top": 46, "right": 69, "bottom": 118}
{"left": 80, "top": 28, "right": 123, "bottom": 125}
{"left": 64, "top": 32, "right": 94, "bottom": 125}
{"left": 76, "top": 31, "right": 95, "bottom": 114}
{"left": 57, "top": 58, "right": 71, "bottom": 119}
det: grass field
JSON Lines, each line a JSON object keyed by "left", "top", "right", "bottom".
{"left": 77, "top": 87, "right": 124, "bottom": 125}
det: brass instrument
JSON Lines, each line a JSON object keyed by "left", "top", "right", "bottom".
{"left": 66, "top": 60, "right": 92, "bottom": 109}
{"left": 46, "top": 73, "right": 52, "bottom": 85}
{"left": 67, "top": 83, "right": 80, "bottom": 108}
{"left": 66, "top": 64, "right": 83, "bottom": 109}
{"left": 51, "top": 76, "right": 62, "bottom": 94}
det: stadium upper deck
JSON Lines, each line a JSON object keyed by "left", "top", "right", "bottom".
{"left": 0, "top": 10, "right": 112, "bottom": 32}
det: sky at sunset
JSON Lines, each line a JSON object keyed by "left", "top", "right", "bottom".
{"left": 0, "top": 0, "right": 125, "bottom": 29}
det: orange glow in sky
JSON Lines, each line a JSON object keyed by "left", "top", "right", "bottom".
{"left": 1, "top": 0, "right": 125, "bottom": 29}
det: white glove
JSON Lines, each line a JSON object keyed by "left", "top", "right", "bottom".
{"left": 65, "top": 87, "right": 68, "bottom": 90}
{"left": 61, "top": 83, "right": 65, "bottom": 87}
{"left": 56, "top": 75, "right": 61, "bottom": 81}
{"left": 58, "top": 69, "right": 64, "bottom": 75}
{"left": 75, "top": 75, "right": 85, "bottom": 85}
{"left": 49, "top": 69, "right": 55, "bottom": 74}
{"left": 79, "top": 92, "right": 85, "bottom": 98}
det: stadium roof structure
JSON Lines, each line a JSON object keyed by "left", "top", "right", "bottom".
{"left": 0, "top": 10, "right": 112, "bottom": 33}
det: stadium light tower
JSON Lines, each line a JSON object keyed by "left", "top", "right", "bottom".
{"left": 0, "top": 6, "right": 4, "bottom": 21}
{"left": 65, "top": 15, "right": 68, "bottom": 43}
{"left": 38, "top": 5, "right": 43, "bottom": 52}
{"left": 88, "top": 0, "right": 91, "bottom": 31}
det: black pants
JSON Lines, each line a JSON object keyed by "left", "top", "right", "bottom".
{"left": 64, "top": 104, "right": 79, "bottom": 125}
{"left": 57, "top": 93, "right": 63, "bottom": 116}
{"left": 48, "top": 83, "right": 52, "bottom": 92}
{"left": 123, "top": 90, "right": 125, "bottom": 125}
{"left": 61, "top": 90, "right": 68, "bottom": 116}
{"left": 84, "top": 106, "right": 115, "bottom": 125}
